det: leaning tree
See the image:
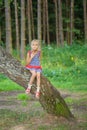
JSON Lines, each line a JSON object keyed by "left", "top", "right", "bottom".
{"left": 0, "top": 46, "right": 75, "bottom": 120}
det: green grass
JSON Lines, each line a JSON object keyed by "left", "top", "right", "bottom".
{"left": 0, "top": 109, "right": 30, "bottom": 130}
{"left": 0, "top": 109, "right": 87, "bottom": 130}
{"left": 17, "top": 93, "right": 30, "bottom": 101}
{"left": 0, "top": 43, "right": 87, "bottom": 130}
{"left": 42, "top": 44, "right": 87, "bottom": 92}
{"left": 0, "top": 75, "right": 24, "bottom": 91}
{"left": 0, "top": 44, "right": 87, "bottom": 93}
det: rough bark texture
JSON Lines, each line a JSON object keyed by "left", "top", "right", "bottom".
{"left": 43, "top": 0, "right": 46, "bottom": 43}
{"left": 5, "top": 0, "right": 12, "bottom": 54}
{"left": 37, "top": 0, "right": 41, "bottom": 41}
{"left": 83, "top": 0, "right": 87, "bottom": 42}
{"left": 45, "top": 0, "right": 50, "bottom": 44}
{"left": 70, "top": 0, "right": 74, "bottom": 45}
{"left": 14, "top": 0, "right": 20, "bottom": 56}
{"left": 27, "top": 0, "right": 32, "bottom": 44}
{"left": 30, "top": 0, "right": 35, "bottom": 39}
{"left": 0, "top": 26, "right": 1, "bottom": 41}
{"left": 65, "top": 0, "right": 70, "bottom": 44}
{"left": 54, "top": 0, "right": 59, "bottom": 46}
{"left": 0, "top": 46, "right": 74, "bottom": 120}
{"left": 58, "top": 0, "right": 64, "bottom": 46}
{"left": 20, "top": 0, "right": 25, "bottom": 60}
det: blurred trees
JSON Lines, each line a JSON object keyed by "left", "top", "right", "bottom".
{"left": 20, "top": 0, "right": 25, "bottom": 59}
{"left": 5, "top": 0, "right": 12, "bottom": 54}
{"left": 70, "top": 0, "right": 74, "bottom": 45}
{"left": 83, "top": 0, "right": 87, "bottom": 43}
{"left": 0, "top": 0, "right": 86, "bottom": 57}
{"left": 14, "top": 0, "right": 20, "bottom": 56}
{"left": 37, "top": 0, "right": 41, "bottom": 42}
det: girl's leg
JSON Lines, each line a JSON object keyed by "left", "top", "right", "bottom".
{"left": 36, "top": 72, "right": 41, "bottom": 98}
{"left": 29, "top": 70, "right": 37, "bottom": 85}
{"left": 26, "top": 70, "right": 36, "bottom": 94}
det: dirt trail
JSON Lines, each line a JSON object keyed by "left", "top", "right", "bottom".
{"left": 0, "top": 90, "right": 87, "bottom": 130}
{"left": 0, "top": 90, "right": 86, "bottom": 112}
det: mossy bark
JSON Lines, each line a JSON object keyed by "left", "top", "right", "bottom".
{"left": 0, "top": 46, "right": 74, "bottom": 120}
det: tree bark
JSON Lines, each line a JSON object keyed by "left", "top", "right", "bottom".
{"left": 14, "top": 0, "right": 20, "bottom": 56}
{"left": 54, "top": 0, "right": 59, "bottom": 46}
{"left": 20, "top": 0, "right": 25, "bottom": 60}
{"left": 27, "top": 0, "right": 32, "bottom": 44}
{"left": 0, "top": 46, "right": 74, "bottom": 120}
{"left": 30, "top": 0, "right": 35, "bottom": 39}
{"left": 37, "top": 0, "right": 41, "bottom": 42}
{"left": 45, "top": 0, "right": 50, "bottom": 44}
{"left": 42, "top": 0, "right": 46, "bottom": 43}
{"left": 70, "top": 0, "right": 74, "bottom": 45}
{"left": 83, "top": 0, "right": 87, "bottom": 43}
{"left": 5, "top": 0, "right": 12, "bottom": 54}
{"left": 58, "top": 0, "right": 64, "bottom": 46}
{"left": 0, "top": 26, "right": 1, "bottom": 42}
{"left": 65, "top": 0, "right": 70, "bottom": 44}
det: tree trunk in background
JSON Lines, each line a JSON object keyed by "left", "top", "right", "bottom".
{"left": 5, "top": 0, "right": 12, "bottom": 54}
{"left": 65, "top": 0, "right": 70, "bottom": 44}
{"left": 58, "top": 0, "right": 64, "bottom": 46}
{"left": 54, "top": 0, "right": 59, "bottom": 46}
{"left": 0, "top": 26, "right": 1, "bottom": 41}
{"left": 37, "top": 0, "right": 41, "bottom": 42}
{"left": 45, "top": 0, "right": 50, "bottom": 44}
{"left": 30, "top": 0, "right": 35, "bottom": 39}
{"left": 0, "top": 46, "right": 75, "bottom": 120}
{"left": 20, "top": 0, "right": 25, "bottom": 60}
{"left": 14, "top": 0, "right": 20, "bottom": 56}
{"left": 42, "top": 0, "right": 46, "bottom": 43}
{"left": 0, "top": 9, "right": 1, "bottom": 41}
{"left": 83, "top": 0, "right": 87, "bottom": 43}
{"left": 70, "top": 0, "right": 74, "bottom": 45}
{"left": 27, "top": 0, "right": 32, "bottom": 44}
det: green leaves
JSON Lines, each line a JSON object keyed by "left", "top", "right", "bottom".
{"left": 42, "top": 44, "right": 87, "bottom": 92}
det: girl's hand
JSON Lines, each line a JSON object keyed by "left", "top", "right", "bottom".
{"left": 30, "top": 52, "right": 36, "bottom": 59}
{"left": 26, "top": 51, "right": 37, "bottom": 65}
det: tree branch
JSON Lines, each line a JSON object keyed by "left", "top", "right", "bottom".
{"left": 0, "top": 46, "right": 74, "bottom": 120}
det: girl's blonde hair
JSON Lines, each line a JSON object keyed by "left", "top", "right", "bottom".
{"left": 31, "top": 39, "right": 41, "bottom": 51}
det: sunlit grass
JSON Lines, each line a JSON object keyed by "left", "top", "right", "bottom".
{"left": 0, "top": 44, "right": 87, "bottom": 130}
{"left": 0, "top": 44, "right": 87, "bottom": 93}
{"left": 0, "top": 78, "right": 24, "bottom": 91}
{"left": 17, "top": 93, "right": 30, "bottom": 101}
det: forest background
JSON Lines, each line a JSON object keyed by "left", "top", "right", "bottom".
{"left": 0, "top": 0, "right": 87, "bottom": 130}
{"left": 0, "top": 0, "right": 87, "bottom": 57}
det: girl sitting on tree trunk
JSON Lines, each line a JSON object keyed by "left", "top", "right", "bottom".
{"left": 25, "top": 39, "right": 42, "bottom": 99}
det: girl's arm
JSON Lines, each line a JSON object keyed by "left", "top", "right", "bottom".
{"left": 26, "top": 52, "right": 32, "bottom": 65}
{"left": 26, "top": 51, "right": 36, "bottom": 65}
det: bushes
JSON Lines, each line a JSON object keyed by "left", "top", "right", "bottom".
{"left": 42, "top": 44, "right": 87, "bottom": 91}
{"left": 0, "top": 43, "right": 87, "bottom": 92}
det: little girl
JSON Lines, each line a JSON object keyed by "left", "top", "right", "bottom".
{"left": 25, "top": 39, "right": 42, "bottom": 99}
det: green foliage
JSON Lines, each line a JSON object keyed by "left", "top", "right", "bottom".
{"left": 0, "top": 41, "right": 5, "bottom": 47}
{"left": 42, "top": 44, "right": 87, "bottom": 92}
{"left": 17, "top": 93, "right": 30, "bottom": 101}
{"left": 0, "top": 0, "right": 86, "bottom": 45}
{"left": 0, "top": 44, "right": 87, "bottom": 93}
{"left": 0, "top": 43, "right": 87, "bottom": 130}
{"left": 0, "top": 75, "right": 24, "bottom": 91}
{"left": 0, "top": 109, "right": 30, "bottom": 128}
{"left": 0, "top": 74, "right": 7, "bottom": 80}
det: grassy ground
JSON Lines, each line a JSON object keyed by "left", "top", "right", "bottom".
{"left": 0, "top": 44, "right": 87, "bottom": 130}
{"left": 0, "top": 90, "right": 87, "bottom": 130}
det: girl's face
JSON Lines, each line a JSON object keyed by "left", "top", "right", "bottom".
{"left": 31, "top": 41, "right": 39, "bottom": 51}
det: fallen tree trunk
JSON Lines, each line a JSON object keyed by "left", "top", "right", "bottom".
{"left": 0, "top": 46, "right": 74, "bottom": 120}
